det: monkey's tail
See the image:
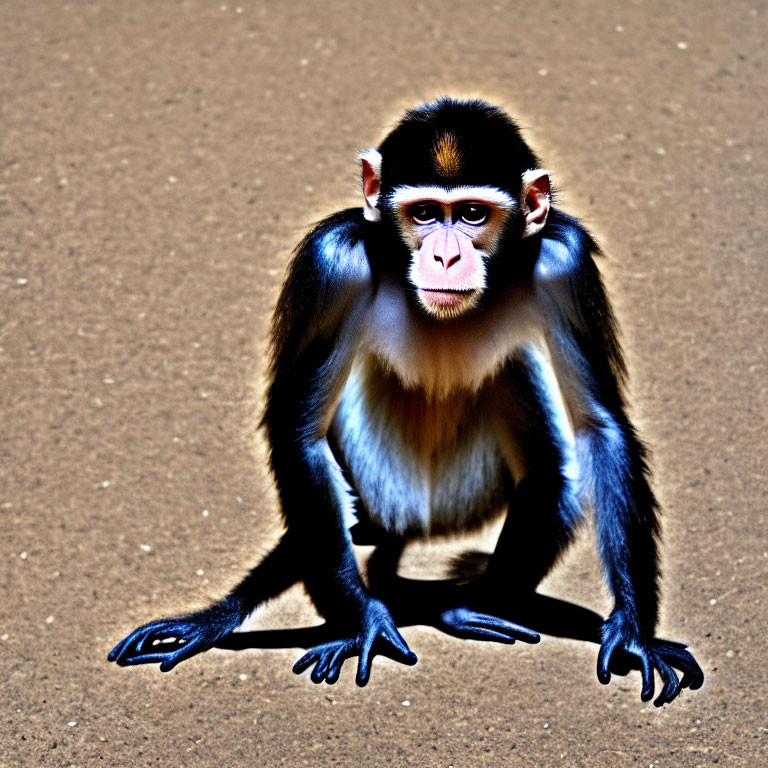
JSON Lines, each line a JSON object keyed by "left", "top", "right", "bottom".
{"left": 446, "top": 550, "right": 491, "bottom": 582}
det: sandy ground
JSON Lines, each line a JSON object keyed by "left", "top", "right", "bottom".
{"left": 1, "top": 1, "right": 766, "bottom": 766}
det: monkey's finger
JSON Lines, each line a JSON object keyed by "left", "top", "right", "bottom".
{"left": 292, "top": 648, "right": 324, "bottom": 675}
{"left": 381, "top": 628, "right": 418, "bottom": 666}
{"left": 597, "top": 636, "right": 620, "bottom": 684}
{"left": 653, "top": 658, "right": 680, "bottom": 707}
{"left": 466, "top": 617, "right": 540, "bottom": 644}
{"left": 109, "top": 633, "right": 149, "bottom": 663}
{"left": 356, "top": 637, "right": 375, "bottom": 687}
{"left": 310, "top": 644, "right": 350, "bottom": 684}
{"left": 310, "top": 654, "right": 332, "bottom": 684}
{"left": 458, "top": 625, "right": 520, "bottom": 644}
{"left": 108, "top": 637, "right": 131, "bottom": 661}
{"left": 109, "top": 626, "right": 159, "bottom": 660}
{"left": 293, "top": 641, "right": 349, "bottom": 676}
{"left": 639, "top": 653, "right": 655, "bottom": 702}
{"left": 675, "top": 651, "right": 705, "bottom": 690}
{"left": 686, "top": 662, "right": 705, "bottom": 690}
{"left": 158, "top": 638, "right": 206, "bottom": 672}
{"left": 324, "top": 645, "right": 350, "bottom": 685}
{"left": 650, "top": 642, "right": 704, "bottom": 690}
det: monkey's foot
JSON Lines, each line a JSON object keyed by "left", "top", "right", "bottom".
{"left": 598, "top": 611, "right": 705, "bottom": 706}
{"left": 108, "top": 603, "right": 243, "bottom": 672}
{"left": 292, "top": 598, "right": 417, "bottom": 686}
{"left": 437, "top": 606, "right": 540, "bottom": 645}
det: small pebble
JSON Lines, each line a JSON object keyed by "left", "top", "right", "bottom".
{"left": 16, "top": 278, "right": 29, "bottom": 286}
{"left": 45, "top": 616, "right": 55, "bottom": 624}
{"left": 239, "top": 674, "right": 248, "bottom": 681}
{"left": 20, "top": 552, "right": 28, "bottom": 560}
{"left": 67, "top": 721, "right": 77, "bottom": 727}
{"left": 196, "top": 569, "right": 204, "bottom": 576}
{"left": 202, "top": 509, "right": 210, "bottom": 517}
{"left": 401, "top": 700, "right": 410, "bottom": 707}
{"left": 140, "top": 544, "right": 152, "bottom": 552}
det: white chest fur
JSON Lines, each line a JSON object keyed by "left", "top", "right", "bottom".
{"left": 332, "top": 359, "right": 508, "bottom": 534}
{"left": 361, "top": 276, "right": 543, "bottom": 398}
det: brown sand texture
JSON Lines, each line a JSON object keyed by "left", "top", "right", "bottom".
{"left": 1, "top": 1, "right": 766, "bottom": 766}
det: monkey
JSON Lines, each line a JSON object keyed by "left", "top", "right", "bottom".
{"left": 109, "top": 97, "right": 703, "bottom": 705}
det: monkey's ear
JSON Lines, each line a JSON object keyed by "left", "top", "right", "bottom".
{"left": 521, "top": 169, "right": 551, "bottom": 238}
{"left": 359, "top": 147, "right": 383, "bottom": 222}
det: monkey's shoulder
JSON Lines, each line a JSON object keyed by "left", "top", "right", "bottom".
{"left": 274, "top": 208, "right": 374, "bottom": 345}
{"left": 534, "top": 210, "right": 600, "bottom": 286}
{"left": 294, "top": 208, "right": 372, "bottom": 288}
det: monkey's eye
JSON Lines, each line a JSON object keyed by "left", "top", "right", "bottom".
{"left": 408, "top": 202, "right": 442, "bottom": 225}
{"left": 456, "top": 203, "right": 490, "bottom": 225}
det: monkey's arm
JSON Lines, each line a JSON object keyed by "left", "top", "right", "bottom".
{"left": 110, "top": 213, "right": 414, "bottom": 681}
{"left": 108, "top": 531, "right": 299, "bottom": 670}
{"left": 537, "top": 212, "right": 703, "bottom": 705}
{"left": 264, "top": 212, "right": 416, "bottom": 685}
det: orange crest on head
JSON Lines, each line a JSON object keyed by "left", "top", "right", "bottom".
{"left": 432, "top": 132, "right": 462, "bottom": 178}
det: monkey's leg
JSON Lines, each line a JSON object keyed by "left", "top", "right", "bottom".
{"left": 411, "top": 471, "right": 572, "bottom": 645}
{"left": 366, "top": 534, "right": 540, "bottom": 645}
{"left": 584, "top": 425, "right": 705, "bottom": 704}
{"left": 108, "top": 532, "right": 299, "bottom": 670}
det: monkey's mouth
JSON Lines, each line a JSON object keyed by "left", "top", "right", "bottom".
{"left": 418, "top": 288, "right": 480, "bottom": 315}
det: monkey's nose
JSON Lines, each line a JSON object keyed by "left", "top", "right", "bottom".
{"left": 433, "top": 229, "right": 462, "bottom": 269}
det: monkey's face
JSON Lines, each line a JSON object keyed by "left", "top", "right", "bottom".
{"left": 390, "top": 186, "right": 515, "bottom": 319}
{"left": 361, "top": 142, "right": 552, "bottom": 321}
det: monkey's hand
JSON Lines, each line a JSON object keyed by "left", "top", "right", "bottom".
{"left": 108, "top": 600, "right": 244, "bottom": 672}
{"left": 292, "top": 598, "right": 417, "bottom": 686}
{"left": 597, "top": 610, "right": 704, "bottom": 706}
{"left": 437, "top": 606, "right": 540, "bottom": 645}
